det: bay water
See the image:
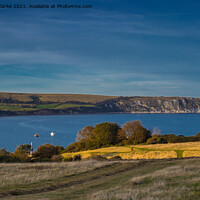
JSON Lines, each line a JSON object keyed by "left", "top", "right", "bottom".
{"left": 0, "top": 113, "right": 200, "bottom": 152}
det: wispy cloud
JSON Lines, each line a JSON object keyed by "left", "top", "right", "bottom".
{"left": 0, "top": 0, "right": 200, "bottom": 96}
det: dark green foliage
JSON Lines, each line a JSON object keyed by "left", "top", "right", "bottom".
{"left": 62, "top": 157, "right": 73, "bottom": 162}
{"left": 65, "top": 141, "right": 87, "bottom": 153}
{"left": 147, "top": 135, "right": 167, "bottom": 144}
{"left": 13, "top": 149, "right": 31, "bottom": 162}
{"left": 91, "top": 122, "right": 121, "bottom": 148}
{"left": 110, "top": 155, "right": 122, "bottom": 160}
{"left": 0, "top": 154, "right": 17, "bottom": 162}
{"left": 116, "top": 129, "right": 127, "bottom": 144}
{"left": 56, "top": 146, "right": 65, "bottom": 154}
{"left": 16, "top": 144, "right": 31, "bottom": 153}
{"left": 146, "top": 134, "right": 200, "bottom": 144}
{"left": 195, "top": 132, "right": 200, "bottom": 137}
{"left": 89, "top": 154, "right": 107, "bottom": 161}
{"left": 73, "top": 154, "right": 81, "bottom": 161}
{"left": 33, "top": 144, "right": 58, "bottom": 160}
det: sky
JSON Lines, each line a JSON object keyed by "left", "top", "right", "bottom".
{"left": 0, "top": 0, "right": 200, "bottom": 97}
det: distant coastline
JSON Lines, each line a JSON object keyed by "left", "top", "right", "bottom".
{"left": 0, "top": 92, "right": 200, "bottom": 117}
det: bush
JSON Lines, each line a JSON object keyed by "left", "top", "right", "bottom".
{"left": 33, "top": 144, "right": 58, "bottom": 160}
{"left": 65, "top": 142, "right": 86, "bottom": 153}
{"left": 51, "top": 155, "right": 62, "bottom": 162}
{"left": 110, "top": 155, "right": 122, "bottom": 160}
{"left": 0, "top": 154, "right": 17, "bottom": 163}
{"left": 89, "top": 154, "right": 107, "bottom": 161}
{"left": 147, "top": 135, "right": 167, "bottom": 144}
{"left": 62, "top": 157, "right": 73, "bottom": 162}
{"left": 73, "top": 154, "right": 81, "bottom": 161}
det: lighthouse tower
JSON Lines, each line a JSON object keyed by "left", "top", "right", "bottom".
{"left": 30, "top": 142, "right": 33, "bottom": 157}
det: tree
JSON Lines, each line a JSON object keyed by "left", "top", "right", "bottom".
{"left": 56, "top": 146, "right": 65, "bottom": 154}
{"left": 147, "top": 135, "right": 167, "bottom": 144}
{"left": 195, "top": 132, "right": 200, "bottom": 137}
{"left": 16, "top": 144, "right": 31, "bottom": 153}
{"left": 152, "top": 127, "right": 161, "bottom": 136}
{"left": 91, "top": 122, "right": 120, "bottom": 148}
{"left": 76, "top": 126, "right": 94, "bottom": 142}
{"left": 122, "top": 120, "right": 151, "bottom": 144}
{"left": 116, "top": 129, "right": 127, "bottom": 144}
{"left": 13, "top": 144, "right": 32, "bottom": 162}
{"left": 33, "top": 144, "right": 58, "bottom": 160}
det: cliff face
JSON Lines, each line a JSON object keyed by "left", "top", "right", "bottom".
{"left": 0, "top": 96, "right": 200, "bottom": 116}
{"left": 96, "top": 97, "right": 200, "bottom": 113}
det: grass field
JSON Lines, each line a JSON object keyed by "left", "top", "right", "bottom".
{"left": 0, "top": 92, "right": 117, "bottom": 104}
{"left": 0, "top": 158, "right": 200, "bottom": 200}
{"left": 0, "top": 92, "right": 118, "bottom": 113}
{"left": 0, "top": 103, "right": 94, "bottom": 111}
{"left": 62, "top": 141, "right": 200, "bottom": 160}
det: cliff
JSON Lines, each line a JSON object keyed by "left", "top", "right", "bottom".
{"left": 96, "top": 97, "right": 200, "bottom": 113}
{"left": 0, "top": 93, "right": 200, "bottom": 116}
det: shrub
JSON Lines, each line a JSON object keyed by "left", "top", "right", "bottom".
{"left": 33, "top": 144, "right": 58, "bottom": 160}
{"left": 110, "top": 155, "right": 122, "bottom": 160}
{"left": 89, "top": 154, "right": 107, "bottom": 161}
{"left": 73, "top": 154, "right": 82, "bottom": 161}
{"left": 51, "top": 155, "right": 62, "bottom": 162}
{"left": 62, "top": 157, "right": 73, "bottom": 162}
{"left": 0, "top": 154, "right": 17, "bottom": 163}
{"left": 147, "top": 135, "right": 167, "bottom": 144}
{"left": 65, "top": 142, "right": 86, "bottom": 153}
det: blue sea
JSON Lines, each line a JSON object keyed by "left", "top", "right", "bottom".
{"left": 0, "top": 113, "right": 200, "bottom": 152}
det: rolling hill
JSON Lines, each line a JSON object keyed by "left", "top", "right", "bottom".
{"left": 0, "top": 92, "right": 200, "bottom": 116}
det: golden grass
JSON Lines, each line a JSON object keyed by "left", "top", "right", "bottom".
{"left": 183, "top": 151, "right": 200, "bottom": 157}
{"left": 134, "top": 141, "right": 200, "bottom": 150}
{"left": 63, "top": 142, "right": 200, "bottom": 160}
{"left": 118, "top": 151, "right": 177, "bottom": 159}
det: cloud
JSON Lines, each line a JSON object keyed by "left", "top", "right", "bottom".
{"left": 0, "top": 1, "right": 200, "bottom": 96}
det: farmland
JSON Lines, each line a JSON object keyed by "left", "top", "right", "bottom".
{"left": 62, "top": 141, "right": 200, "bottom": 160}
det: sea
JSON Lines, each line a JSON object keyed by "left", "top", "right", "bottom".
{"left": 0, "top": 113, "right": 200, "bottom": 152}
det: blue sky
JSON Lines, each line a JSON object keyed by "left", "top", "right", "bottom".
{"left": 0, "top": 0, "right": 200, "bottom": 96}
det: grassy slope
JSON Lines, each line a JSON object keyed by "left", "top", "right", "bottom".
{"left": 0, "top": 92, "right": 117, "bottom": 112}
{"left": 0, "top": 92, "right": 118, "bottom": 104}
{"left": 62, "top": 142, "right": 200, "bottom": 159}
{"left": 0, "top": 159, "right": 200, "bottom": 200}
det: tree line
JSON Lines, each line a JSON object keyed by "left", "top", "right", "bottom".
{"left": 65, "top": 120, "right": 200, "bottom": 153}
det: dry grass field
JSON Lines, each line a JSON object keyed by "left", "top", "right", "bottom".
{"left": 0, "top": 161, "right": 112, "bottom": 187}
{"left": 0, "top": 158, "right": 200, "bottom": 200}
{"left": 89, "top": 159, "right": 200, "bottom": 200}
{"left": 62, "top": 141, "right": 200, "bottom": 160}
